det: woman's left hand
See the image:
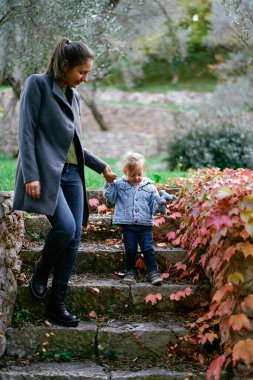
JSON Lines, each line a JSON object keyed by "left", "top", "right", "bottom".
{"left": 103, "top": 166, "right": 117, "bottom": 183}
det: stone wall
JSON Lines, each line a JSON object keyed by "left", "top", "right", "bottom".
{"left": 0, "top": 88, "right": 194, "bottom": 158}
{"left": 0, "top": 192, "right": 23, "bottom": 356}
{"left": 0, "top": 87, "right": 212, "bottom": 158}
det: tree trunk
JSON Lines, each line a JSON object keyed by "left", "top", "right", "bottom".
{"left": 7, "top": 76, "right": 22, "bottom": 99}
{"left": 80, "top": 87, "right": 109, "bottom": 131}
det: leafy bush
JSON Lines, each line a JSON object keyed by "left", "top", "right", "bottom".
{"left": 167, "top": 110, "right": 253, "bottom": 170}
{"left": 168, "top": 168, "right": 253, "bottom": 378}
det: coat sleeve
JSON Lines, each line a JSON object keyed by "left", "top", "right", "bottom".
{"left": 103, "top": 181, "right": 118, "bottom": 204}
{"left": 83, "top": 148, "right": 107, "bottom": 174}
{"left": 18, "top": 75, "right": 41, "bottom": 184}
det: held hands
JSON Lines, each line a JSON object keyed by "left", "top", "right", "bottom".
{"left": 25, "top": 181, "right": 41, "bottom": 199}
{"left": 103, "top": 166, "right": 117, "bottom": 183}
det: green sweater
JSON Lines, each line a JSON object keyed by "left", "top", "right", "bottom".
{"left": 66, "top": 141, "right": 78, "bottom": 165}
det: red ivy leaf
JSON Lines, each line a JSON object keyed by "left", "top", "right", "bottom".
{"left": 136, "top": 257, "right": 146, "bottom": 270}
{"left": 89, "top": 198, "right": 99, "bottom": 207}
{"left": 166, "top": 231, "right": 176, "bottom": 241}
{"left": 228, "top": 314, "right": 251, "bottom": 331}
{"left": 97, "top": 204, "right": 107, "bottom": 213}
{"left": 223, "top": 246, "right": 236, "bottom": 262}
{"left": 233, "top": 339, "right": 253, "bottom": 367}
{"left": 212, "top": 283, "right": 233, "bottom": 303}
{"left": 207, "top": 355, "right": 225, "bottom": 380}
{"left": 216, "top": 299, "right": 233, "bottom": 317}
{"left": 189, "top": 205, "right": 200, "bottom": 218}
{"left": 168, "top": 212, "right": 182, "bottom": 219}
{"left": 131, "top": 331, "right": 141, "bottom": 341}
{"left": 153, "top": 217, "right": 166, "bottom": 227}
{"left": 170, "top": 287, "right": 193, "bottom": 301}
{"left": 200, "top": 332, "right": 218, "bottom": 345}
{"left": 241, "top": 294, "right": 253, "bottom": 312}
{"left": 145, "top": 293, "right": 162, "bottom": 305}
{"left": 206, "top": 215, "right": 232, "bottom": 231}
{"left": 174, "top": 262, "right": 187, "bottom": 271}
{"left": 172, "top": 236, "right": 182, "bottom": 246}
{"left": 236, "top": 242, "right": 253, "bottom": 258}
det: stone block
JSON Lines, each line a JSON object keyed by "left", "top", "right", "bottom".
{"left": 0, "top": 361, "right": 108, "bottom": 379}
{"left": 98, "top": 320, "right": 188, "bottom": 359}
{"left": 5, "top": 322, "right": 97, "bottom": 358}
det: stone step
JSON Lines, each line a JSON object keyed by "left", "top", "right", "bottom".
{"left": 5, "top": 319, "right": 188, "bottom": 359}
{"left": 24, "top": 213, "right": 179, "bottom": 242}
{"left": 0, "top": 360, "right": 210, "bottom": 379}
{"left": 20, "top": 241, "right": 187, "bottom": 274}
{"left": 16, "top": 275, "right": 210, "bottom": 319}
{"left": 24, "top": 214, "right": 121, "bottom": 241}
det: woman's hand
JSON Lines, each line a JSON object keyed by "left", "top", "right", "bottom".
{"left": 25, "top": 181, "right": 41, "bottom": 199}
{"left": 103, "top": 166, "right": 117, "bottom": 183}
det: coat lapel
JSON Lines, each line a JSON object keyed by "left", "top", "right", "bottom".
{"left": 52, "top": 80, "right": 74, "bottom": 119}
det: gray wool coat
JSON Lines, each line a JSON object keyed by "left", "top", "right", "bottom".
{"left": 13, "top": 73, "right": 107, "bottom": 226}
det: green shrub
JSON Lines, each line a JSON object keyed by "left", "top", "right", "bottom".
{"left": 167, "top": 112, "right": 253, "bottom": 170}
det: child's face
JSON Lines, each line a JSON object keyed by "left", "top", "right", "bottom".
{"left": 125, "top": 164, "right": 144, "bottom": 185}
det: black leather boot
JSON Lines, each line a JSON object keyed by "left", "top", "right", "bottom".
{"left": 29, "top": 255, "right": 53, "bottom": 299}
{"left": 45, "top": 284, "right": 79, "bottom": 327}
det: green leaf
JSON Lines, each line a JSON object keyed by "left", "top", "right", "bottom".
{"left": 228, "top": 272, "right": 244, "bottom": 285}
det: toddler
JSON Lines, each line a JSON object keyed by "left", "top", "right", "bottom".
{"left": 103, "top": 152, "right": 175, "bottom": 285}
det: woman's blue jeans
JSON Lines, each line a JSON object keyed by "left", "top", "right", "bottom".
{"left": 121, "top": 224, "right": 157, "bottom": 274}
{"left": 42, "top": 164, "right": 84, "bottom": 286}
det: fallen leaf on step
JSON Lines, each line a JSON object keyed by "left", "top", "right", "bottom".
{"left": 156, "top": 242, "right": 167, "bottom": 247}
{"left": 90, "top": 287, "right": 100, "bottom": 295}
{"left": 89, "top": 311, "right": 97, "bottom": 319}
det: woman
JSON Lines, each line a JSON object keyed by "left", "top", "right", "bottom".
{"left": 13, "top": 37, "right": 116, "bottom": 327}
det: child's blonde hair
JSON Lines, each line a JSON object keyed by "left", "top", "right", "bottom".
{"left": 122, "top": 152, "right": 145, "bottom": 174}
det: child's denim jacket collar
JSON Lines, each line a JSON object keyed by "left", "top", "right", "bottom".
{"left": 120, "top": 176, "right": 153, "bottom": 189}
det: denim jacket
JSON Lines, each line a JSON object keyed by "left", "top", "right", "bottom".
{"left": 103, "top": 177, "right": 166, "bottom": 226}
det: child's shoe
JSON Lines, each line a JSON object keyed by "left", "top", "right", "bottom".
{"left": 122, "top": 270, "right": 136, "bottom": 285}
{"left": 148, "top": 270, "right": 163, "bottom": 285}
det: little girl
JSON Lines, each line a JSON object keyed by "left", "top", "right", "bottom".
{"left": 103, "top": 152, "right": 169, "bottom": 285}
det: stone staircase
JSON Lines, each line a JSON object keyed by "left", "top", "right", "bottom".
{"left": 0, "top": 192, "right": 230, "bottom": 379}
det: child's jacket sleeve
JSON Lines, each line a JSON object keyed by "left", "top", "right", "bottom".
{"left": 103, "top": 181, "right": 118, "bottom": 204}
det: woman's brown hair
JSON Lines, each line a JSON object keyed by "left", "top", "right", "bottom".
{"left": 46, "top": 37, "right": 94, "bottom": 80}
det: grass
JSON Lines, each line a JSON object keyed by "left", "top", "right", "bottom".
{"left": 131, "top": 80, "right": 217, "bottom": 93}
{"left": 0, "top": 154, "right": 187, "bottom": 191}
{"left": 100, "top": 99, "right": 183, "bottom": 111}
{"left": 0, "top": 85, "right": 12, "bottom": 91}
{"left": 0, "top": 154, "right": 16, "bottom": 191}
{"left": 100, "top": 80, "right": 216, "bottom": 94}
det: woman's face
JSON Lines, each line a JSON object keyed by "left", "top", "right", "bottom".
{"left": 64, "top": 58, "right": 93, "bottom": 88}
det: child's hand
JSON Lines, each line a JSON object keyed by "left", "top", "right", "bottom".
{"left": 103, "top": 166, "right": 117, "bottom": 183}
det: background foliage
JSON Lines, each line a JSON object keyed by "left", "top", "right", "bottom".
{"left": 167, "top": 110, "right": 253, "bottom": 170}
{"left": 166, "top": 168, "right": 253, "bottom": 378}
